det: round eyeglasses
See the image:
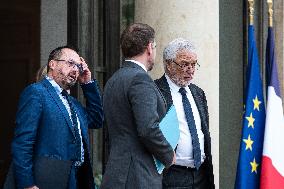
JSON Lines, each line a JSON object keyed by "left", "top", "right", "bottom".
{"left": 172, "top": 60, "right": 200, "bottom": 70}
{"left": 54, "top": 59, "right": 83, "bottom": 74}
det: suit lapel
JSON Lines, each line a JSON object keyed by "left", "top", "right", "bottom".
{"left": 70, "top": 99, "right": 88, "bottom": 142}
{"left": 156, "top": 75, "right": 173, "bottom": 111}
{"left": 189, "top": 84, "right": 211, "bottom": 156}
{"left": 153, "top": 84, "right": 167, "bottom": 111}
{"left": 188, "top": 84, "right": 207, "bottom": 129}
{"left": 41, "top": 79, "right": 76, "bottom": 138}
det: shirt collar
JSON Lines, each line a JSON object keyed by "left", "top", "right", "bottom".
{"left": 45, "top": 76, "right": 64, "bottom": 95}
{"left": 125, "top": 59, "right": 147, "bottom": 72}
{"left": 165, "top": 74, "right": 191, "bottom": 94}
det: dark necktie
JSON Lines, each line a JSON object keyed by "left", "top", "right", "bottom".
{"left": 61, "top": 90, "right": 82, "bottom": 161}
{"left": 179, "top": 87, "right": 201, "bottom": 169}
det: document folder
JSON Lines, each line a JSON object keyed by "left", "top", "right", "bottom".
{"left": 154, "top": 105, "right": 180, "bottom": 174}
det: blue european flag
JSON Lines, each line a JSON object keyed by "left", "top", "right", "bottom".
{"left": 235, "top": 25, "right": 266, "bottom": 189}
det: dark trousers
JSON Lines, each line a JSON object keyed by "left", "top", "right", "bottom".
{"left": 162, "top": 163, "right": 209, "bottom": 189}
{"left": 68, "top": 160, "right": 96, "bottom": 188}
{"left": 68, "top": 165, "right": 79, "bottom": 189}
{"left": 69, "top": 141, "right": 96, "bottom": 189}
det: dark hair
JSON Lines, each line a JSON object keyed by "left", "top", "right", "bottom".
{"left": 120, "top": 23, "right": 155, "bottom": 58}
{"left": 47, "top": 45, "right": 79, "bottom": 72}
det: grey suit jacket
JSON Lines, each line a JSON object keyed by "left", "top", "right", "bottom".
{"left": 101, "top": 61, "right": 174, "bottom": 189}
{"left": 155, "top": 75, "right": 215, "bottom": 188}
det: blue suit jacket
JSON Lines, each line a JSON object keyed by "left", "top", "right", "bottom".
{"left": 11, "top": 78, "right": 103, "bottom": 189}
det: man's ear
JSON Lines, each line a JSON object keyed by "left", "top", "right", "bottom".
{"left": 48, "top": 60, "right": 56, "bottom": 70}
{"left": 166, "top": 63, "right": 171, "bottom": 72}
{"left": 147, "top": 42, "right": 153, "bottom": 55}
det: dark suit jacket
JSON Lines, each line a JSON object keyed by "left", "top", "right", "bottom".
{"left": 101, "top": 61, "right": 174, "bottom": 189}
{"left": 155, "top": 75, "right": 214, "bottom": 188}
{"left": 11, "top": 78, "right": 103, "bottom": 189}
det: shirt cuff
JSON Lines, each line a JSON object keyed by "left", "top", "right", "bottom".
{"left": 80, "top": 79, "right": 95, "bottom": 85}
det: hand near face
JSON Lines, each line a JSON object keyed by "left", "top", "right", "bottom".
{"left": 77, "top": 57, "right": 92, "bottom": 84}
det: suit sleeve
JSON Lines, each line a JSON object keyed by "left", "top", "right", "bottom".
{"left": 201, "top": 89, "right": 209, "bottom": 127}
{"left": 80, "top": 79, "right": 104, "bottom": 129}
{"left": 128, "top": 73, "right": 174, "bottom": 167}
{"left": 11, "top": 85, "right": 43, "bottom": 188}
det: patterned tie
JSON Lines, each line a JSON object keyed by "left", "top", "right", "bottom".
{"left": 179, "top": 87, "right": 201, "bottom": 169}
{"left": 61, "top": 90, "right": 82, "bottom": 162}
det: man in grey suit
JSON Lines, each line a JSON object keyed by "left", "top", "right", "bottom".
{"left": 101, "top": 23, "right": 175, "bottom": 189}
{"left": 155, "top": 38, "right": 214, "bottom": 189}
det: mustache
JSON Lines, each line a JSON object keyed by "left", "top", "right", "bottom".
{"left": 58, "top": 70, "right": 77, "bottom": 83}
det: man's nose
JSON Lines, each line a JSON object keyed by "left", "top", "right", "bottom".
{"left": 70, "top": 66, "right": 80, "bottom": 75}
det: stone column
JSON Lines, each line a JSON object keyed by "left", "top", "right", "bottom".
{"left": 40, "top": 0, "right": 67, "bottom": 66}
{"left": 219, "top": 0, "right": 243, "bottom": 188}
{"left": 274, "top": 0, "right": 284, "bottom": 99}
{"left": 135, "top": 0, "right": 219, "bottom": 188}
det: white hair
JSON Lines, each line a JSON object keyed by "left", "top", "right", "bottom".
{"left": 163, "top": 38, "right": 196, "bottom": 63}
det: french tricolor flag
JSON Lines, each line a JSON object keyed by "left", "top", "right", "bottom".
{"left": 260, "top": 27, "right": 284, "bottom": 188}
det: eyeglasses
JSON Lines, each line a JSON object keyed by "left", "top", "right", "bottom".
{"left": 172, "top": 60, "right": 200, "bottom": 70}
{"left": 54, "top": 59, "right": 83, "bottom": 74}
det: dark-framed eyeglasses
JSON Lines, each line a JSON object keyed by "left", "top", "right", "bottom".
{"left": 54, "top": 59, "right": 83, "bottom": 74}
{"left": 172, "top": 60, "right": 200, "bottom": 70}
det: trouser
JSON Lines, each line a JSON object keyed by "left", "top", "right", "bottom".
{"left": 162, "top": 163, "right": 209, "bottom": 189}
{"left": 68, "top": 164, "right": 80, "bottom": 189}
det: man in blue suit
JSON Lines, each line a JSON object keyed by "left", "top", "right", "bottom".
{"left": 11, "top": 46, "right": 103, "bottom": 189}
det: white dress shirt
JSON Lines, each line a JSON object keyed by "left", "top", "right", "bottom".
{"left": 165, "top": 74, "right": 205, "bottom": 168}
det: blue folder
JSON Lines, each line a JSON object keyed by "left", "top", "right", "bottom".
{"left": 154, "top": 105, "right": 180, "bottom": 174}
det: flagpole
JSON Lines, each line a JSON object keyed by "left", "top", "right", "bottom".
{"left": 248, "top": 0, "right": 254, "bottom": 25}
{"left": 267, "top": 0, "right": 273, "bottom": 27}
